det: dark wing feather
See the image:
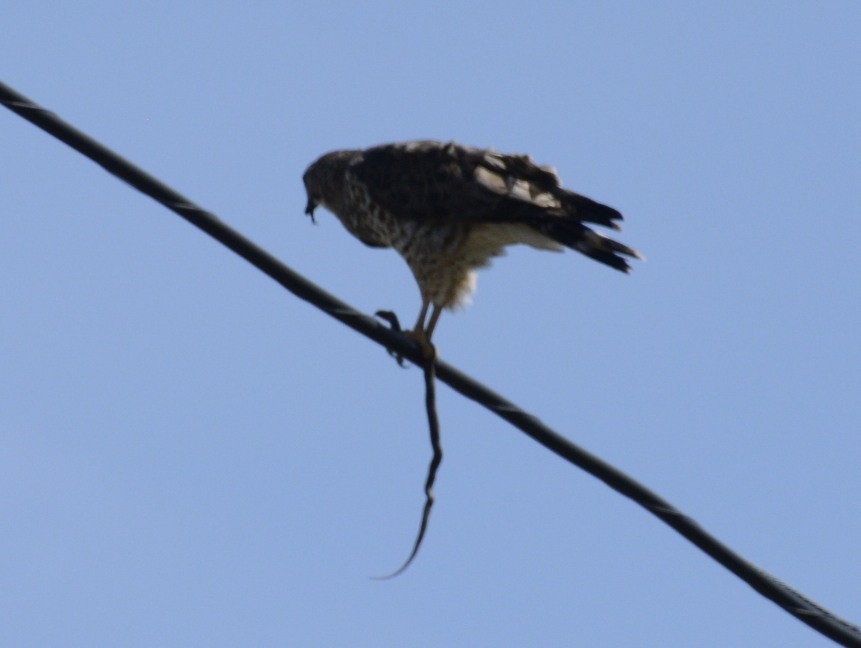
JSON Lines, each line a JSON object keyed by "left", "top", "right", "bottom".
{"left": 347, "top": 141, "right": 468, "bottom": 221}
{"left": 349, "top": 141, "right": 623, "bottom": 229}
{"left": 349, "top": 141, "right": 640, "bottom": 271}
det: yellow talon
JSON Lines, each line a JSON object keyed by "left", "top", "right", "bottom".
{"left": 406, "top": 328, "right": 436, "bottom": 361}
{"left": 408, "top": 299, "right": 441, "bottom": 361}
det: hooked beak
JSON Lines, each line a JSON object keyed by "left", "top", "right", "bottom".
{"left": 305, "top": 197, "right": 318, "bottom": 222}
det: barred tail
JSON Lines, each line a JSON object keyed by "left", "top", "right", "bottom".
{"left": 539, "top": 220, "right": 644, "bottom": 273}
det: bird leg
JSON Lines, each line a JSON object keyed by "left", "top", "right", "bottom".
{"left": 375, "top": 300, "right": 438, "bottom": 364}
{"left": 406, "top": 301, "right": 438, "bottom": 361}
{"left": 411, "top": 300, "right": 430, "bottom": 338}
{"left": 425, "top": 305, "right": 442, "bottom": 341}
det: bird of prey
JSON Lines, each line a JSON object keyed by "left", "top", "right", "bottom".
{"left": 303, "top": 140, "right": 641, "bottom": 354}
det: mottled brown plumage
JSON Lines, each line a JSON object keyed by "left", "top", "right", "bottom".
{"left": 303, "top": 140, "right": 641, "bottom": 348}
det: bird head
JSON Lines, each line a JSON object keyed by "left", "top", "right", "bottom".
{"left": 302, "top": 167, "right": 322, "bottom": 223}
{"left": 302, "top": 149, "right": 357, "bottom": 224}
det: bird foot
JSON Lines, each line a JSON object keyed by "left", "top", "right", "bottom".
{"left": 405, "top": 328, "right": 436, "bottom": 362}
{"left": 375, "top": 310, "right": 408, "bottom": 367}
{"left": 374, "top": 310, "right": 436, "bottom": 365}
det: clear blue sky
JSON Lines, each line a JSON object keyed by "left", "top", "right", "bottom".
{"left": 3, "top": 2, "right": 860, "bottom": 646}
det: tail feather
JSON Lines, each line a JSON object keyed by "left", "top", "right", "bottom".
{"left": 539, "top": 220, "right": 643, "bottom": 273}
{"left": 557, "top": 191, "right": 624, "bottom": 231}
{"left": 466, "top": 146, "right": 641, "bottom": 271}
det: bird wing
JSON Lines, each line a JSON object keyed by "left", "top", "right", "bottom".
{"left": 347, "top": 140, "right": 624, "bottom": 231}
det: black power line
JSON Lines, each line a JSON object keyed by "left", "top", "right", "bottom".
{"left": 2, "top": 80, "right": 859, "bottom": 648}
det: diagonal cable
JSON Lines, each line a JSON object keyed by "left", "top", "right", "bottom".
{"left": 2, "top": 80, "right": 859, "bottom": 648}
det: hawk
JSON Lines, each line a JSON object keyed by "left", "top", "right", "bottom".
{"left": 303, "top": 140, "right": 641, "bottom": 353}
